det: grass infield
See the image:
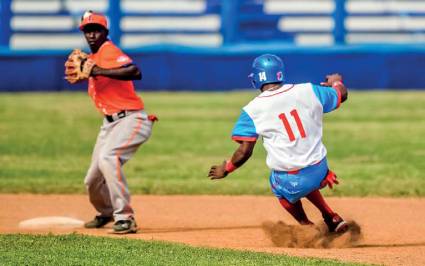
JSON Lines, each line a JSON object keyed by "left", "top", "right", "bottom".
{"left": 0, "top": 234, "right": 366, "bottom": 266}
{"left": 0, "top": 91, "right": 424, "bottom": 196}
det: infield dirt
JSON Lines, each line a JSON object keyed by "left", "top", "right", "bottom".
{"left": 1, "top": 194, "right": 424, "bottom": 266}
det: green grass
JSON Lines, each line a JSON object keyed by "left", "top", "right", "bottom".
{"left": 0, "top": 234, "right": 365, "bottom": 266}
{"left": 0, "top": 91, "right": 424, "bottom": 196}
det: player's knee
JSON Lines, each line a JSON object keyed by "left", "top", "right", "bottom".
{"left": 84, "top": 174, "right": 99, "bottom": 189}
{"left": 84, "top": 165, "right": 101, "bottom": 186}
{"left": 84, "top": 169, "right": 95, "bottom": 188}
{"left": 84, "top": 176, "right": 92, "bottom": 188}
{"left": 84, "top": 174, "right": 99, "bottom": 191}
{"left": 98, "top": 154, "right": 116, "bottom": 173}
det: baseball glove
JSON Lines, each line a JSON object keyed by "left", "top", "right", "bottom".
{"left": 64, "top": 49, "right": 96, "bottom": 84}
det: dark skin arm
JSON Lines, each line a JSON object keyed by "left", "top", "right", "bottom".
{"left": 208, "top": 141, "right": 256, "bottom": 180}
{"left": 320, "top": 73, "right": 348, "bottom": 103}
{"left": 90, "top": 64, "right": 142, "bottom": 81}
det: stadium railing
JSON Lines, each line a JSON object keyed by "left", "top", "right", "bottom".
{"left": 2, "top": 0, "right": 425, "bottom": 49}
{"left": 0, "top": 0, "right": 424, "bottom": 90}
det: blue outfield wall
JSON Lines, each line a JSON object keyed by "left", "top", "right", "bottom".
{"left": 0, "top": 44, "right": 425, "bottom": 92}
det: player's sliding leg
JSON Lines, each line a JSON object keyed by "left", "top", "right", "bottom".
{"left": 306, "top": 189, "right": 348, "bottom": 233}
{"left": 306, "top": 189, "right": 334, "bottom": 217}
{"left": 278, "top": 197, "right": 313, "bottom": 225}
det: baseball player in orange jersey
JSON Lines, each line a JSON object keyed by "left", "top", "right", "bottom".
{"left": 69, "top": 11, "right": 156, "bottom": 234}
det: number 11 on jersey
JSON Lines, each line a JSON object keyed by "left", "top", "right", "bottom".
{"left": 278, "top": 109, "right": 307, "bottom": 142}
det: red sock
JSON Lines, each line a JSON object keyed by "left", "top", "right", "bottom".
{"left": 306, "top": 189, "right": 335, "bottom": 218}
{"left": 278, "top": 198, "right": 313, "bottom": 225}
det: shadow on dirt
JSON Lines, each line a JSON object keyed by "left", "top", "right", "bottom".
{"left": 262, "top": 220, "right": 362, "bottom": 248}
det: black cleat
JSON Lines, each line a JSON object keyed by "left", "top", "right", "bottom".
{"left": 84, "top": 215, "right": 113, "bottom": 229}
{"left": 324, "top": 213, "right": 348, "bottom": 233}
{"left": 111, "top": 219, "right": 138, "bottom": 234}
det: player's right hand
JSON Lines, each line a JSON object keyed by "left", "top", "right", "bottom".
{"left": 320, "top": 170, "right": 339, "bottom": 189}
{"left": 208, "top": 161, "right": 228, "bottom": 180}
{"left": 320, "top": 73, "right": 343, "bottom": 87}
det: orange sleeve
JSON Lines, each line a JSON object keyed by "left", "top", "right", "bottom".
{"left": 97, "top": 44, "right": 133, "bottom": 69}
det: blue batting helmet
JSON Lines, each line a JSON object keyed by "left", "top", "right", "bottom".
{"left": 249, "top": 54, "right": 285, "bottom": 89}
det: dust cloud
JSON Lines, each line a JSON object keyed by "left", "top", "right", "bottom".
{"left": 262, "top": 220, "right": 362, "bottom": 248}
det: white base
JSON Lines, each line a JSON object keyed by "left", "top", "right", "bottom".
{"left": 19, "top": 216, "right": 84, "bottom": 229}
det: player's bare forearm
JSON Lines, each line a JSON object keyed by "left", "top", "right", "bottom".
{"left": 91, "top": 64, "right": 142, "bottom": 80}
{"left": 231, "top": 141, "right": 256, "bottom": 167}
{"left": 208, "top": 141, "right": 256, "bottom": 180}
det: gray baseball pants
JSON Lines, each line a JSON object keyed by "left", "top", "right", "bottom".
{"left": 84, "top": 110, "right": 153, "bottom": 222}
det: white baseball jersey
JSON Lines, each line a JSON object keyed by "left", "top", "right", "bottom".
{"left": 231, "top": 83, "right": 341, "bottom": 171}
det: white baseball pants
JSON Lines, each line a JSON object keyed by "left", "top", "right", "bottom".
{"left": 84, "top": 110, "right": 153, "bottom": 222}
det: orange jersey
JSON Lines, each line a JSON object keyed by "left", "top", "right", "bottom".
{"left": 88, "top": 41, "right": 144, "bottom": 115}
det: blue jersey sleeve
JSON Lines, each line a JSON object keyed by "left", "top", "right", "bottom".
{"left": 312, "top": 84, "right": 341, "bottom": 113}
{"left": 231, "top": 110, "right": 258, "bottom": 142}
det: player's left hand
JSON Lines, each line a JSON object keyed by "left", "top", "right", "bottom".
{"left": 64, "top": 49, "right": 96, "bottom": 84}
{"left": 208, "top": 161, "right": 228, "bottom": 180}
{"left": 320, "top": 170, "right": 339, "bottom": 189}
{"left": 320, "top": 73, "right": 343, "bottom": 87}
